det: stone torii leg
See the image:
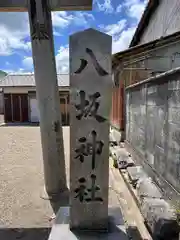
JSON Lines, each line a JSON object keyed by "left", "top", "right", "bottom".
{"left": 27, "top": 0, "right": 67, "bottom": 198}
{"left": 0, "top": 0, "right": 92, "bottom": 199}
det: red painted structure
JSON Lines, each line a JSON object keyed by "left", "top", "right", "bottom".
{"left": 111, "top": 79, "right": 124, "bottom": 131}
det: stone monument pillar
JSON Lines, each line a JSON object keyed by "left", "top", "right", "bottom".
{"left": 69, "top": 28, "right": 112, "bottom": 231}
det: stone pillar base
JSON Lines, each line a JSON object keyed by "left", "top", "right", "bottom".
{"left": 48, "top": 206, "right": 127, "bottom": 240}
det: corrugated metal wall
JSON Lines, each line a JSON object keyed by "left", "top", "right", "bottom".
{"left": 140, "top": 0, "right": 180, "bottom": 44}
{"left": 126, "top": 70, "right": 180, "bottom": 201}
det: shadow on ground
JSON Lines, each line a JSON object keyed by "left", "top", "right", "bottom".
{"left": 49, "top": 206, "right": 137, "bottom": 239}
{"left": 126, "top": 225, "right": 144, "bottom": 240}
{"left": 49, "top": 189, "right": 70, "bottom": 214}
{"left": 70, "top": 225, "right": 128, "bottom": 240}
{"left": 0, "top": 228, "right": 50, "bottom": 240}
{"left": 0, "top": 191, "right": 70, "bottom": 240}
{"left": 51, "top": 209, "right": 129, "bottom": 240}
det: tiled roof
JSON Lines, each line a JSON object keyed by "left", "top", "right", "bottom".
{"left": 0, "top": 74, "right": 69, "bottom": 87}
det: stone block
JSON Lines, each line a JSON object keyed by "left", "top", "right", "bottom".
{"left": 137, "top": 177, "right": 162, "bottom": 204}
{"left": 141, "top": 198, "right": 179, "bottom": 239}
{"left": 114, "top": 148, "right": 130, "bottom": 160}
{"left": 109, "top": 146, "right": 113, "bottom": 156}
{"left": 109, "top": 146, "right": 120, "bottom": 159}
{"left": 127, "top": 166, "right": 147, "bottom": 187}
{"left": 110, "top": 147, "right": 133, "bottom": 169}
{"left": 109, "top": 131, "right": 117, "bottom": 144}
{"left": 109, "top": 146, "right": 121, "bottom": 168}
{"left": 70, "top": 28, "right": 112, "bottom": 230}
{"left": 117, "top": 157, "right": 135, "bottom": 170}
{"left": 48, "top": 207, "right": 128, "bottom": 240}
{"left": 110, "top": 128, "right": 122, "bottom": 144}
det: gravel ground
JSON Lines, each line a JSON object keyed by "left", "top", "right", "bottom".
{"left": 0, "top": 125, "right": 150, "bottom": 240}
{"left": 0, "top": 126, "right": 69, "bottom": 238}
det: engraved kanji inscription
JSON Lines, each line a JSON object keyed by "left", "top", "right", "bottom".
{"left": 86, "top": 174, "right": 103, "bottom": 202}
{"left": 74, "top": 175, "right": 103, "bottom": 203}
{"left": 75, "top": 90, "right": 105, "bottom": 122}
{"left": 74, "top": 137, "right": 88, "bottom": 163}
{"left": 53, "top": 121, "right": 60, "bottom": 132}
{"left": 74, "top": 48, "right": 109, "bottom": 76}
{"left": 75, "top": 131, "right": 104, "bottom": 170}
{"left": 74, "top": 178, "right": 88, "bottom": 202}
{"left": 74, "top": 59, "right": 88, "bottom": 74}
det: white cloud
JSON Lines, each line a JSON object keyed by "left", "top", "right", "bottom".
{"left": 52, "top": 11, "right": 94, "bottom": 29}
{"left": 96, "top": 0, "right": 114, "bottom": 13}
{"left": 22, "top": 56, "right": 33, "bottom": 70}
{"left": 2, "top": 68, "right": 33, "bottom": 75}
{"left": 72, "top": 12, "right": 95, "bottom": 26}
{"left": 111, "top": 0, "right": 148, "bottom": 52}
{"left": 112, "top": 26, "right": 136, "bottom": 53}
{"left": 0, "top": 10, "right": 94, "bottom": 57}
{"left": 53, "top": 30, "right": 62, "bottom": 37}
{"left": 0, "top": 0, "right": 148, "bottom": 74}
{"left": 124, "top": 0, "right": 148, "bottom": 21}
{"left": 57, "top": 11, "right": 68, "bottom": 18}
{"left": 102, "top": 19, "right": 127, "bottom": 37}
{"left": 54, "top": 27, "right": 136, "bottom": 73}
{"left": 0, "top": 12, "right": 30, "bottom": 56}
{"left": 82, "top": 12, "right": 95, "bottom": 21}
{"left": 52, "top": 12, "right": 73, "bottom": 28}
{"left": 0, "top": 37, "right": 12, "bottom": 56}
{"left": 116, "top": 4, "right": 122, "bottom": 13}
{"left": 26, "top": 41, "right": 32, "bottom": 50}
{"left": 55, "top": 46, "right": 69, "bottom": 74}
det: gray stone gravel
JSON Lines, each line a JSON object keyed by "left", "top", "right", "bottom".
{"left": 0, "top": 125, "right": 153, "bottom": 240}
{"left": 0, "top": 126, "right": 70, "bottom": 229}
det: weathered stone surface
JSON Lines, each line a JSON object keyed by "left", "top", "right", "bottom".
{"left": 27, "top": 0, "right": 68, "bottom": 196}
{"left": 137, "top": 177, "right": 162, "bottom": 204}
{"left": 117, "top": 157, "right": 135, "bottom": 170}
{"left": 109, "top": 146, "right": 120, "bottom": 168}
{"left": 127, "top": 166, "right": 147, "bottom": 187}
{"left": 141, "top": 198, "right": 179, "bottom": 239}
{"left": 70, "top": 28, "right": 112, "bottom": 230}
{"left": 109, "top": 146, "right": 113, "bottom": 156}
{"left": 110, "top": 128, "right": 122, "bottom": 144}
{"left": 109, "top": 146, "right": 119, "bottom": 157}
{"left": 109, "top": 133, "right": 116, "bottom": 144}
{"left": 111, "top": 147, "right": 129, "bottom": 160}
{"left": 126, "top": 75, "right": 180, "bottom": 205}
{"left": 110, "top": 147, "right": 134, "bottom": 169}
{"left": 115, "top": 148, "right": 129, "bottom": 159}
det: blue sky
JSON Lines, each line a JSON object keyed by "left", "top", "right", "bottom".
{"left": 0, "top": 0, "right": 148, "bottom": 74}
